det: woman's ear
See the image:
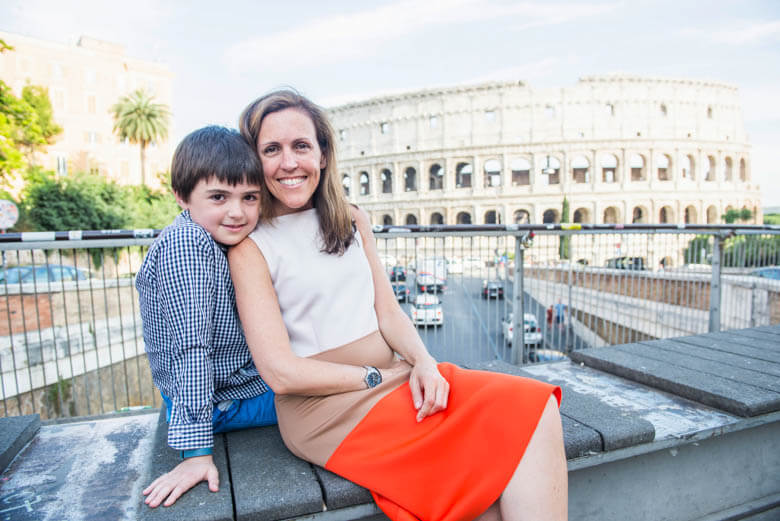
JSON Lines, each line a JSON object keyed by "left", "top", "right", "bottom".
{"left": 320, "top": 155, "right": 327, "bottom": 169}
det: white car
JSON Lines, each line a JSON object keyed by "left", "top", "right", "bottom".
{"left": 409, "top": 294, "right": 443, "bottom": 326}
{"left": 501, "top": 313, "right": 542, "bottom": 346}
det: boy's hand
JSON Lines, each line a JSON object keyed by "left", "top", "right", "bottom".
{"left": 143, "top": 454, "right": 219, "bottom": 508}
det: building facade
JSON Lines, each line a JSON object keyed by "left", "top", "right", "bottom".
{"left": 0, "top": 31, "right": 173, "bottom": 187}
{"left": 328, "top": 76, "right": 761, "bottom": 226}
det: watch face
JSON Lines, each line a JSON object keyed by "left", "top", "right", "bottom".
{"left": 366, "top": 367, "right": 381, "bottom": 388}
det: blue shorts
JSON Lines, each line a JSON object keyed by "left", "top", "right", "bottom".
{"left": 161, "top": 390, "right": 277, "bottom": 434}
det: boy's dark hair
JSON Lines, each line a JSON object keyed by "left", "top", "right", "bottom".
{"left": 171, "top": 125, "right": 262, "bottom": 201}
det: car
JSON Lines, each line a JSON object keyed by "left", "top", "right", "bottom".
{"left": 750, "top": 267, "right": 780, "bottom": 280}
{"left": 389, "top": 265, "right": 407, "bottom": 281}
{"left": 409, "top": 294, "right": 443, "bottom": 326}
{"left": 391, "top": 282, "right": 411, "bottom": 302}
{"left": 605, "top": 256, "right": 646, "bottom": 270}
{"left": 481, "top": 279, "right": 504, "bottom": 299}
{"left": 501, "top": 313, "right": 543, "bottom": 347}
{"left": 0, "top": 264, "right": 92, "bottom": 284}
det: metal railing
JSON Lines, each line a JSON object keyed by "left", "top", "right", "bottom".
{"left": 1, "top": 224, "right": 778, "bottom": 419}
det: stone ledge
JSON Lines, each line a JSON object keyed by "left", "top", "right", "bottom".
{"left": 0, "top": 414, "right": 39, "bottom": 472}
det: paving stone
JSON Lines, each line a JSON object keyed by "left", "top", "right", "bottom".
{"left": 472, "top": 360, "right": 608, "bottom": 458}
{"left": 633, "top": 341, "right": 780, "bottom": 393}
{"left": 227, "top": 426, "right": 323, "bottom": 521}
{"left": 138, "top": 408, "right": 233, "bottom": 521}
{"left": 675, "top": 334, "right": 780, "bottom": 364}
{"left": 476, "top": 360, "right": 654, "bottom": 452}
{"left": 726, "top": 328, "right": 780, "bottom": 346}
{"left": 0, "top": 414, "right": 39, "bottom": 473}
{"left": 570, "top": 347, "right": 780, "bottom": 417}
{"left": 698, "top": 332, "right": 780, "bottom": 363}
{"left": 647, "top": 338, "right": 780, "bottom": 377}
{"left": 753, "top": 325, "right": 780, "bottom": 336}
{"left": 312, "top": 465, "right": 373, "bottom": 510}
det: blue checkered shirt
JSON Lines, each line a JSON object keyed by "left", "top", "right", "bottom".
{"left": 136, "top": 211, "right": 269, "bottom": 450}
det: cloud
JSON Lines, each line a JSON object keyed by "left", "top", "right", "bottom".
{"left": 224, "top": 0, "right": 620, "bottom": 70}
{"left": 682, "top": 19, "right": 780, "bottom": 45}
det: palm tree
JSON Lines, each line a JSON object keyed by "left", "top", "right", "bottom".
{"left": 110, "top": 89, "right": 170, "bottom": 186}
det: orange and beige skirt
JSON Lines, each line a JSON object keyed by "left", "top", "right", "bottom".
{"left": 275, "top": 331, "right": 561, "bottom": 521}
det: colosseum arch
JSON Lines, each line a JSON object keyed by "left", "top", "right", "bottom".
{"left": 681, "top": 154, "right": 695, "bottom": 180}
{"left": 705, "top": 155, "right": 716, "bottom": 182}
{"left": 657, "top": 153, "right": 672, "bottom": 181}
{"left": 456, "top": 211, "right": 472, "bottom": 224}
{"left": 484, "top": 159, "right": 501, "bottom": 188}
{"left": 603, "top": 206, "right": 619, "bottom": 224}
{"left": 573, "top": 207, "right": 591, "bottom": 223}
{"left": 484, "top": 210, "right": 501, "bottom": 224}
{"left": 430, "top": 212, "right": 444, "bottom": 225}
{"left": 684, "top": 205, "right": 697, "bottom": 224}
{"left": 632, "top": 206, "right": 648, "bottom": 224}
{"left": 600, "top": 154, "right": 618, "bottom": 183}
{"left": 724, "top": 157, "right": 733, "bottom": 181}
{"left": 659, "top": 205, "right": 675, "bottom": 224}
{"left": 571, "top": 155, "right": 590, "bottom": 184}
{"left": 405, "top": 213, "right": 418, "bottom": 225}
{"left": 739, "top": 158, "right": 747, "bottom": 181}
{"left": 511, "top": 158, "right": 531, "bottom": 186}
{"left": 404, "top": 167, "right": 417, "bottom": 192}
{"left": 630, "top": 154, "right": 646, "bottom": 182}
{"left": 543, "top": 208, "right": 560, "bottom": 224}
{"left": 382, "top": 214, "right": 393, "bottom": 225}
{"left": 456, "top": 162, "right": 472, "bottom": 188}
{"left": 342, "top": 174, "right": 351, "bottom": 196}
{"left": 514, "top": 209, "right": 531, "bottom": 224}
{"left": 359, "top": 171, "right": 370, "bottom": 195}
{"left": 706, "top": 205, "right": 718, "bottom": 224}
{"left": 380, "top": 168, "right": 392, "bottom": 194}
{"left": 541, "top": 156, "right": 561, "bottom": 185}
{"left": 429, "top": 164, "right": 444, "bottom": 190}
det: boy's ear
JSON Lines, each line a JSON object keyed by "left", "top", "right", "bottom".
{"left": 173, "top": 191, "right": 188, "bottom": 210}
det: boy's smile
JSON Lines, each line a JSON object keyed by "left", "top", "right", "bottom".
{"left": 175, "top": 177, "right": 261, "bottom": 245}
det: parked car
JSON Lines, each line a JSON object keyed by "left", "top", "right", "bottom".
{"left": 389, "top": 265, "right": 407, "bottom": 281}
{"left": 750, "top": 267, "right": 780, "bottom": 280}
{"left": 409, "top": 294, "right": 443, "bottom": 327}
{"left": 605, "top": 256, "right": 646, "bottom": 270}
{"left": 481, "top": 279, "right": 504, "bottom": 299}
{"left": 0, "top": 265, "right": 92, "bottom": 284}
{"left": 391, "top": 282, "right": 411, "bottom": 302}
{"left": 501, "top": 313, "right": 543, "bottom": 347}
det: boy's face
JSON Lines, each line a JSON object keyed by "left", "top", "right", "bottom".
{"left": 175, "top": 177, "right": 261, "bottom": 246}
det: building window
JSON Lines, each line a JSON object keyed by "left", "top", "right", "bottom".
{"left": 405, "top": 214, "right": 418, "bottom": 225}
{"left": 430, "top": 212, "right": 444, "bottom": 225}
{"left": 382, "top": 214, "right": 393, "bottom": 226}
{"left": 484, "top": 210, "right": 500, "bottom": 224}
{"left": 542, "top": 209, "right": 559, "bottom": 224}
{"left": 606, "top": 103, "right": 615, "bottom": 116}
{"left": 429, "top": 115, "right": 439, "bottom": 128}
{"left": 359, "top": 171, "right": 370, "bottom": 195}
{"left": 514, "top": 210, "right": 531, "bottom": 224}
{"left": 56, "top": 156, "right": 68, "bottom": 176}
{"left": 707, "top": 106, "right": 713, "bottom": 119}
{"left": 381, "top": 169, "right": 393, "bottom": 194}
{"left": 339, "top": 129, "right": 347, "bottom": 141}
{"left": 600, "top": 154, "right": 618, "bottom": 183}
{"left": 573, "top": 208, "right": 590, "bottom": 224}
{"left": 681, "top": 155, "right": 695, "bottom": 180}
{"left": 511, "top": 158, "right": 531, "bottom": 186}
{"left": 342, "top": 174, "right": 351, "bottom": 196}
{"left": 404, "top": 167, "right": 417, "bottom": 192}
{"left": 485, "top": 110, "right": 496, "bottom": 122}
{"left": 660, "top": 103, "right": 668, "bottom": 116}
{"left": 541, "top": 156, "right": 560, "bottom": 185}
{"left": 456, "top": 212, "right": 472, "bottom": 224}
{"left": 705, "top": 156, "right": 716, "bottom": 181}
{"left": 603, "top": 207, "right": 619, "bottom": 224}
{"left": 724, "top": 157, "right": 733, "bottom": 181}
{"left": 544, "top": 105, "right": 555, "bottom": 119}
{"left": 630, "top": 154, "right": 646, "bottom": 181}
{"left": 571, "top": 155, "right": 590, "bottom": 184}
{"left": 657, "top": 154, "right": 671, "bottom": 181}
{"left": 483, "top": 159, "right": 501, "bottom": 187}
{"left": 380, "top": 122, "right": 390, "bottom": 134}
{"left": 455, "top": 162, "right": 472, "bottom": 188}
{"left": 429, "top": 164, "right": 444, "bottom": 190}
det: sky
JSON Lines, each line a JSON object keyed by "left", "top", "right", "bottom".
{"left": 2, "top": 0, "right": 779, "bottom": 205}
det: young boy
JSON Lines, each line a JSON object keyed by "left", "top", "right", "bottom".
{"left": 136, "top": 126, "right": 276, "bottom": 508}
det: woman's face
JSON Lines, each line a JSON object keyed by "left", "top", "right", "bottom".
{"left": 256, "top": 107, "right": 326, "bottom": 216}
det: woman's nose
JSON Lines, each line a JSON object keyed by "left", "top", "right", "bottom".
{"left": 281, "top": 148, "right": 297, "bottom": 170}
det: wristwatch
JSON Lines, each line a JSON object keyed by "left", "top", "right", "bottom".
{"left": 363, "top": 365, "right": 382, "bottom": 389}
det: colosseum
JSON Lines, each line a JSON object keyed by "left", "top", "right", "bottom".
{"left": 328, "top": 75, "right": 761, "bottom": 227}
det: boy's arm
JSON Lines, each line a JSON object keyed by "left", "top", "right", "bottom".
{"left": 146, "top": 227, "right": 219, "bottom": 507}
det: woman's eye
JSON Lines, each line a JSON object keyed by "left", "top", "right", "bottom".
{"left": 295, "top": 141, "right": 310, "bottom": 151}
{"left": 262, "top": 145, "right": 279, "bottom": 155}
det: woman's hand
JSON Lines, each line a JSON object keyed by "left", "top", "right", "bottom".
{"left": 409, "top": 357, "right": 449, "bottom": 422}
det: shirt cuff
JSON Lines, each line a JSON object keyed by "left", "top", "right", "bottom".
{"left": 168, "top": 420, "right": 213, "bottom": 451}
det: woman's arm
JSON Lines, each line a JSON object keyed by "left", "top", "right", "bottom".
{"left": 351, "top": 207, "right": 450, "bottom": 421}
{"left": 229, "top": 237, "right": 398, "bottom": 396}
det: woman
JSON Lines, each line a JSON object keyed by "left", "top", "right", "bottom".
{"left": 230, "top": 89, "right": 567, "bottom": 521}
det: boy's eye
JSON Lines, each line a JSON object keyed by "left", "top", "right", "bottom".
{"left": 244, "top": 194, "right": 259, "bottom": 201}
{"left": 210, "top": 194, "right": 225, "bottom": 201}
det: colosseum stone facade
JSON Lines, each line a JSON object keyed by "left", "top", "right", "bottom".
{"left": 328, "top": 75, "right": 761, "bottom": 227}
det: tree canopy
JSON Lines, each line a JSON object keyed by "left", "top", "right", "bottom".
{"left": 110, "top": 89, "right": 170, "bottom": 185}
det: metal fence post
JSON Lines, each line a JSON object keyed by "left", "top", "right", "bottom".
{"left": 709, "top": 233, "right": 724, "bottom": 332}
{"left": 511, "top": 237, "right": 524, "bottom": 365}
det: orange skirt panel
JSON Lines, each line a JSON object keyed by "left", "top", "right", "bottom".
{"left": 325, "top": 363, "right": 562, "bottom": 521}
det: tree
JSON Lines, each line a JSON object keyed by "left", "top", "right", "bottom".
{"left": 722, "top": 208, "right": 753, "bottom": 224}
{"left": 110, "top": 89, "right": 170, "bottom": 186}
{"left": 20, "top": 85, "right": 62, "bottom": 163}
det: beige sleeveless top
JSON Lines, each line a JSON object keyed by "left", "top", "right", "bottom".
{"left": 248, "top": 208, "right": 379, "bottom": 357}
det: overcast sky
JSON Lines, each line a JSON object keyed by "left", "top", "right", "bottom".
{"left": 2, "top": 0, "right": 779, "bottom": 205}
